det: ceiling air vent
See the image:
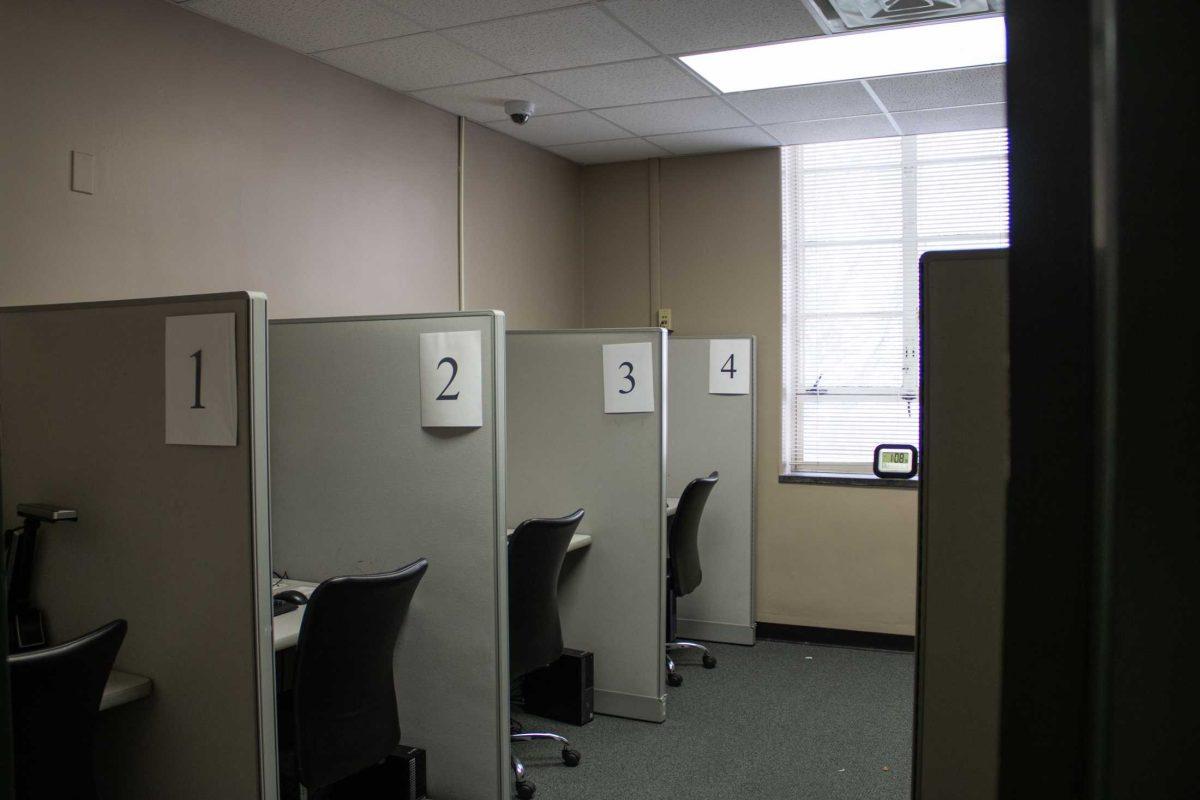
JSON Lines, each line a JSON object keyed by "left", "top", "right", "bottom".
{"left": 806, "top": 0, "right": 1004, "bottom": 31}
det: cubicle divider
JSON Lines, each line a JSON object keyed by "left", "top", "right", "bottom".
{"left": 507, "top": 329, "right": 668, "bottom": 723}
{"left": 0, "top": 293, "right": 276, "bottom": 799}
{"left": 667, "top": 336, "right": 756, "bottom": 645}
{"left": 269, "top": 311, "right": 508, "bottom": 800}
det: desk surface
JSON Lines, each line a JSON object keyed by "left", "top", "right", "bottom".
{"left": 667, "top": 497, "right": 679, "bottom": 516}
{"left": 101, "top": 670, "right": 153, "bottom": 711}
{"left": 273, "top": 579, "right": 318, "bottom": 652}
{"left": 505, "top": 530, "right": 593, "bottom": 553}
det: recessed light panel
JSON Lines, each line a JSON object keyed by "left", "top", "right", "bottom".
{"left": 680, "top": 16, "right": 1006, "bottom": 94}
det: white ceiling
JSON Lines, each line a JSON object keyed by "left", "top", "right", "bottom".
{"left": 175, "top": 0, "right": 1007, "bottom": 164}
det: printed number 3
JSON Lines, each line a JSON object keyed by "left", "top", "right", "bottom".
{"left": 618, "top": 361, "right": 635, "bottom": 394}
{"left": 721, "top": 353, "right": 736, "bottom": 379}
{"left": 436, "top": 356, "right": 460, "bottom": 400}
{"left": 190, "top": 349, "right": 205, "bottom": 409}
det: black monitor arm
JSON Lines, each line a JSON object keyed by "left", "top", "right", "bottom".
{"left": 5, "top": 503, "right": 77, "bottom": 652}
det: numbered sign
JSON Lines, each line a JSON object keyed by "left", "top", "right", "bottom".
{"left": 165, "top": 313, "right": 238, "bottom": 446}
{"left": 420, "top": 330, "right": 483, "bottom": 428}
{"left": 709, "top": 339, "right": 750, "bottom": 395}
{"left": 602, "top": 342, "right": 654, "bottom": 413}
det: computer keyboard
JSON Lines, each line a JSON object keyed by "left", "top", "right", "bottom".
{"left": 273, "top": 597, "right": 299, "bottom": 617}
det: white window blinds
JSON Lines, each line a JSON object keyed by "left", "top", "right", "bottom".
{"left": 782, "top": 128, "right": 1009, "bottom": 474}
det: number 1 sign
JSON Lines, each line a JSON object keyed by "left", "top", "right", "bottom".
{"left": 420, "top": 329, "right": 483, "bottom": 428}
{"left": 709, "top": 339, "right": 750, "bottom": 395}
{"left": 165, "top": 313, "right": 238, "bottom": 445}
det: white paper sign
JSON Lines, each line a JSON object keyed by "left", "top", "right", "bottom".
{"left": 165, "top": 313, "right": 238, "bottom": 446}
{"left": 709, "top": 339, "right": 751, "bottom": 395}
{"left": 603, "top": 342, "right": 654, "bottom": 413}
{"left": 420, "top": 330, "right": 483, "bottom": 428}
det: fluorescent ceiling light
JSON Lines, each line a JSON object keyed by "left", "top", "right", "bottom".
{"left": 679, "top": 16, "right": 1006, "bottom": 94}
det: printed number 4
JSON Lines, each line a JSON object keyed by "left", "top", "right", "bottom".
{"left": 190, "top": 349, "right": 205, "bottom": 409}
{"left": 618, "top": 361, "right": 635, "bottom": 394}
{"left": 721, "top": 353, "right": 736, "bottom": 379}
{"left": 436, "top": 356, "right": 460, "bottom": 400}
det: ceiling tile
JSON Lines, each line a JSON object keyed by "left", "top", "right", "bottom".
{"left": 596, "top": 96, "right": 748, "bottom": 136}
{"left": 529, "top": 58, "right": 711, "bottom": 109}
{"left": 602, "top": 0, "right": 824, "bottom": 54}
{"left": 187, "top": 0, "right": 423, "bottom": 54}
{"left": 765, "top": 114, "right": 897, "bottom": 145}
{"left": 550, "top": 138, "right": 670, "bottom": 165}
{"left": 891, "top": 103, "right": 1007, "bottom": 135}
{"left": 380, "top": 0, "right": 581, "bottom": 29}
{"left": 868, "top": 65, "right": 1006, "bottom": 113}
{"left": 484, "top": 110, "right": 629, "bottom": 147}
{"left": 412, "top": 77, "right": 578, "bottom": 122}
{"left": 726, "top": 81, "right": 881, "bottom": 125}
{"left": 647, "top": 127, "right": 777, "bottom": 156}
{"left": 441, "top": 5, "right": 656, "bottom": 73}
{"left": 317, "top": 32, "right": 510, "bottom": 91}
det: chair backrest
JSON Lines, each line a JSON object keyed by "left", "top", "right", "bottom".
{"left": 507, "top": 510, "right": 584, "bottom": 679}
{"left": 669, "top": 472, "right": 719, "bottom": 598}
{"left": 8, "top": 618, "right": 127, "bottom": 800}
{"left": 293, "top": 558, "right": 428, "bottom": 791}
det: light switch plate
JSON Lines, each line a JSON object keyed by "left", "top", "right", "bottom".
{"left": 71, "top": 151, "right": 94, "bottom": 194}
{"left": 657, "top": 308, "right": 672, "bottom": 330}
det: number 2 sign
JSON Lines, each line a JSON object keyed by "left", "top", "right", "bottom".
{"left": 603, "top": 341, "right": 654, "bottom": 413}
{"left": 165, "top": 313, "right": 238, "bottom": 446}
{"left": 709, "top": 339, "right": 750, "bottom": 395}
{"left": 420, "top": 330, "right": 483, "bottom": 428}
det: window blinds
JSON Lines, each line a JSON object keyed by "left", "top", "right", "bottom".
{"left": 782, "top": 128, "right": 1009, "bottom": 474}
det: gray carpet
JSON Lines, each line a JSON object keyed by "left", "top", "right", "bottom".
{"left": 512, "top": 639, "right": 914, "bottom": 800}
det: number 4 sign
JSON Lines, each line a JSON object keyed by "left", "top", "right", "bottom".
{"left": 709, "top": 339, "right": 750, "bottom": 395}
{"left": 165, "top": 313, "right": 238, "bottom": 446}
{"left": 420, "top": 329, "right": 483, "bottom": 428}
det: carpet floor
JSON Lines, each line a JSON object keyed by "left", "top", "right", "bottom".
{"left": 512, "top": 639, "right": 914, "bottom": 800}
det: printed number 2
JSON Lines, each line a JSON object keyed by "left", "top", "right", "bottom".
{"left": 721, "top": 353, "right": 737, "bottom": 379}
{"left": 436, "top": 356, "right": 460, "bottom": 400}
{"left": 190, "top": 350, "right": 205, "bottom": 409}
{"left": 618, "top": 361, "right": 635, "bottom": 394}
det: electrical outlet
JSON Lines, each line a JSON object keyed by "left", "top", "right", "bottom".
{"left": 657, "top": 308, "right": 672, "bottom": 330}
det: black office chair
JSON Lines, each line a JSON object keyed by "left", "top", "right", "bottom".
{"left": 508, "top": 509, "right": 584, "bottom": 800}
{"left": 279, "top": 558, "right": 428, "bottom": 799}
{"left": 8, "top": 618, "right": 128, "bottom": 800}
{"left": 666, "top": 472, "right": 719, "bottom": 688}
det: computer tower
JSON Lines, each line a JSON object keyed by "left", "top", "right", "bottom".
{"left": 522, "top": 648, "right": 594, "bottom": 726}
{"left": 326, "top": 745, "right": 426, "bottom": 798}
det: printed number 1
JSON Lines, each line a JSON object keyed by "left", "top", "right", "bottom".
{"left": 618, "top": 361, "right": 635, "bottom": 394}
{"left": 190, "top": 349, "right": 205, "bottom": 409}
{"left": 721, "top": 353, "right": 736, "bottom": 379}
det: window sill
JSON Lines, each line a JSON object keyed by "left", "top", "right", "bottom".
{"left": 779, "top": 472, "right": 919, "bottom": 489}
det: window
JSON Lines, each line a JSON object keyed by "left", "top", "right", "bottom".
{"left": 782, "top": 128, "right": 1009, "bottom": 475}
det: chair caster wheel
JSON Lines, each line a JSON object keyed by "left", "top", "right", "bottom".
{"left": 562, "top": 748, "right": 581, "bottom": 767}
{"left": 703, "top": 654, "right": 717, "bottom": 669}
{"left": 516, "top": 779, "right": 536, "bottom": 799}
{"left": 667, "top": 671, "right": 683, "bottom": 687}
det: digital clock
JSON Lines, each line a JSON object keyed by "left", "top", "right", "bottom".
{"left": 873, "top": 444, "right": 918, "bottom": 479}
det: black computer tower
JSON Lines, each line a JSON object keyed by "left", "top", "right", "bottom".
{"left": 326, "top": 745, "right": 426, "bottom": 798}
{"left": 523, "top": 648, "right": 594, "bottom": 726}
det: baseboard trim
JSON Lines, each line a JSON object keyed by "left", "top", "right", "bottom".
{"left": 594, "top": 688, "right": 666, "bottom": 723}
{"left": 756, "top": 622, "right": 915, "bottom": 653}
{"left": 676, "top": 618, "right": 756, "bottom": 646}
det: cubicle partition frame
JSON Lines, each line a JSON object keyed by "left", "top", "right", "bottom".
{"left": 0, "top": 292, "right": 277, "bottom": 799}
{"left": 268, "top": 310, "right": 509, "bottom": 800}
{"left": 666, "top": 335, "right": 757, "bottom": 646}
{"left": 506, "top": 328, "right": 669, "bottom": 723}
{"left": 913, "top": 249, "right": 1009, "bottom": 800}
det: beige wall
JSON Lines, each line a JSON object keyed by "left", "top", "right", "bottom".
{"left": 0, "top": 0, "right": 582, "bottom": 326}
{"left": 582, "top": 150, "right": 919, "bottom": 635}
{"left": 463, "top": 122, "right": 582, "bottom": 328}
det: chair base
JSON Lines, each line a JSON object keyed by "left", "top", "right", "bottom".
{"left": 665, "top": 640, "right": 718, "bottom": 686}
{"left": 509, "top": 722, "right": 582, "bottom": 798}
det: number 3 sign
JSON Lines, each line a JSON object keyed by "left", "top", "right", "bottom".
{"left": 603, "top": 342, "right": 654, "bottom": 413}
{"left": 420, "top": 330, "right": 483, "bottom": 428}
{"left": 165, "top": 313, "right": 238, "bottom": 446}
{"left": 709, "top": 339, "right": 750, "bottom": 395}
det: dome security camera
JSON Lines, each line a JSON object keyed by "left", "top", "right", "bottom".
{"left": 504, "top": 99, "right": 536, "bottom": 125}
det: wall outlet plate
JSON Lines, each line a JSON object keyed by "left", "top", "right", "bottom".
{"left": 657, "top": 308, "right": 672, "bottom": 330}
